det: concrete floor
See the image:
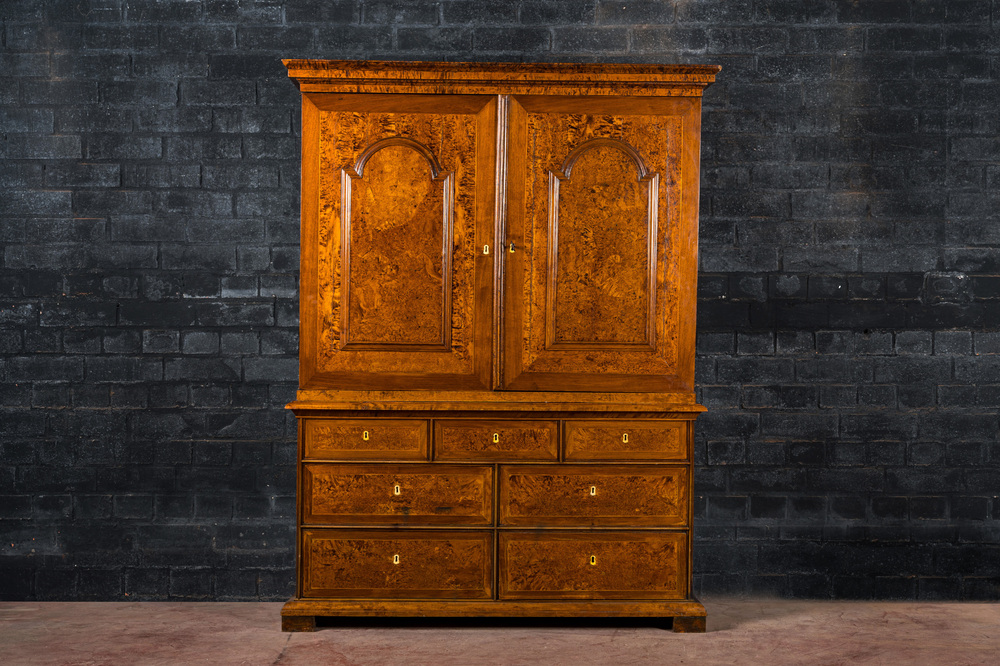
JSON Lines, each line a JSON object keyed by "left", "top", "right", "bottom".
{"left": 1, "top": 598, "right": 998, "bottom": 665}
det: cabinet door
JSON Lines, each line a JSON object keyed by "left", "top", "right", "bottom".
{"left": 300, "top": 94, "right": 496, "bottom": 390}
{"left": 502, "top": 96, "right": 702, "bottom": 392}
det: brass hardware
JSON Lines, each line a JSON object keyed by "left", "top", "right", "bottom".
{"left": 508, "top": 242, "right": 516, "bottom": 253}
{"left": 589, "top": 555, "right": 597, "bottom": 566}
{"left": 622, "top": 433, "right": 628, "bottom": 443}
{"left": 393, "top": 484, "right": 401, "bottom": 496}
{"left": 483, "top": 244, "right": 490, "bottom": 255}
{"left": 590, "top": 486, "right": 597, "bottom": 496}
{"left": 492, "top": 433, "right": 499, "bottom": 443}
{"left": 363, "top": 430, "right": 369, "bottom": 441}
{"left": 393, "top": 554, "right": 400, "bottom": 565}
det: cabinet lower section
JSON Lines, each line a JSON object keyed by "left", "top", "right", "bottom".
{"left": 286, "top": 408, "right": 704, "bottom": 632}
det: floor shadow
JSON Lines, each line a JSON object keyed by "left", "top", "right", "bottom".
{"left": 315, "top": 616, "right": 674, "bottom": 631}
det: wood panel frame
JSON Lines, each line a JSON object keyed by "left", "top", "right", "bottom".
{"left": 545, "top": 137, "right": 659, "bottom": 352}
{"left": 339, "top": 136, "right": 455, "bottom": 352}
{"left": 501, "top": 95, "right": 704, "bottom": 393}
{"left": 299, "top": 93, "right": 497, "bottom": 391}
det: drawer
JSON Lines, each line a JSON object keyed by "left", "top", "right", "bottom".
{"left": 435, "top": 420, "right": 558, "bottom": 461}
{"left": 499, "top": 465, "right": 688, "bottom": 527}
{"left": 564, "top": 420, "right": 687, "bottom": 461}
{"left": 303, "top": 464, "right": 493, "bottom": 526}
{"left": 498, "top": 531, "right": 687, "bottom": 600}
{"left": 302, "top": 529, "right": 493, "bottom": 599}
{"left": 304, "top": 419, "right": 428, "bottom": 460}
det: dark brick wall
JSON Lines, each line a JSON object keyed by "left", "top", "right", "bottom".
{"left": 1, "top": 1, "right": 997, "bottom": 601}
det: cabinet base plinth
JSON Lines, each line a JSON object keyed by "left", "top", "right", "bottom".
{"left": 281, "top": 598, "right": 706, "bottom": 632}
{"left": 280, "top": 614, "right": 317, "bottom": 632}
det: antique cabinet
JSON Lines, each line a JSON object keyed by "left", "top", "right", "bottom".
{"left": 281, "top": 60, "right": 719, "bottom": 633}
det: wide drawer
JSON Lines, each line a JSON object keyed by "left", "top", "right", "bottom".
{"left": 499, "top": 465, "right": 689, "bottom": 527}
{"left": 303, "top": 464, "right": 493, "bottom": 526}
{"left": 435, "top": 420, "right": 558, "bottom": 461}
{"left": 498, "top": 531, "right": 687, "bottom": 600}
{"left": 564, "top": 420, "right": 687, "bottom": 460}
{"left": 304, "top": 419, "right": 428, "bottom": 460}
{"left": 302, "top": 529, "right": 493, "bottom": 599}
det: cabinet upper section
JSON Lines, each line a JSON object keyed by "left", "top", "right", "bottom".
{"left": 286, "top": 60, "right": 718, "bottom": 402}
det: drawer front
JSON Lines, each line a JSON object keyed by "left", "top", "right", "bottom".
{"left": 498, "top": 531, "right": 687, "bottom": 600}
{"left": 302, "top": 529, "right": 493, "bottom": 599}
{"left": 564, "top": 420, "right": 687, "bottom": 461}
{"left": 303, "top": 464, "right": 493, "bottom": 526}
{"left": 499, "top": 465, "right": 688, "bottom": 527}
{"left": 435, "top": 421, "right": 559, "bottom": 461}
{"left": 304, "top": 419, "right": 428, "bottom": 460}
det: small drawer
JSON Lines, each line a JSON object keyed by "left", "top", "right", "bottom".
{"left": 303, "top": 464, "right": 493, "bottom": 526}
{"left": 498, "top": 531, "right": 687, "bottom": 600}
{"left": 304, "top": 419, "right": 428, "bottom": 460}
{"left": 435, "top": 420, "right": 558, "bottom": 461}
{"left": 302, "top": 529, "right": 493, "bottom": 599}
{"left": 564, "top": 420, "right": 687, "bottom": 461}
{"left": 499, "top": 465, "right": 688, "bottom": 527}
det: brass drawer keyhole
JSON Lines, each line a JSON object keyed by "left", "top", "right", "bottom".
{"left": 590, "top": 486, "right": 597, "bottom": 496}
{"left": 590, "top": 555, "right": 597, "bottom": 566}
{"left": 622, "top": 433, "right": 628, "bottom": 443}
{"left": 493, "top": 433, "right": 499, "bottom": 443}
{"left": 363, "top": 430, "right": 370, "bottom": 441}
{"left": 393, "top": 554, "right": 400, "bottom": 565}
{"left": 393, "top": 484, "right": 401, "bottom": 496}
{"left": 483, "top": 244, "right": 490, "bottom": 255}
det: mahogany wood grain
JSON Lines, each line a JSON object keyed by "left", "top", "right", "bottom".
{"left": 563, "top": 420, "right": 687, "bottom": 461}
{"left": 498, "top": 531, "right": 687, "bottom": 600}
{"left": 303, "top": 419, "right": 428, "bottom": 460}
{"left": 302, "top": 529, "right": 493, "bottom": 599}
{"left": 303, "top": 464, "right": 493, "bottom": 526}
{"left": 498, "top": 465, "right": 689, "bottom": 527}
{"left": 434, "top": 420, "right": 559, "bottom": 461}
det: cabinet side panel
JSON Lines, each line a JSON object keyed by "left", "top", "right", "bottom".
{"left": 299, "top": 96, "right": 321, "bottom": 388}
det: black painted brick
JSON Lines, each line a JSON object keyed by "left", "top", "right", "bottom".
{"left": 2, "top": 1, "right": 997, "bottom": 604}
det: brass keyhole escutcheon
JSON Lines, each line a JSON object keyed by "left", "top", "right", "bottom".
{"left": 508, "top": 242, "right": 516, "bottom": 253}
{"left": 393, "top": 554, "right": 400, "bottom": 565}
{"left": 363, "top": 430, "right": 370, "bottom": 441}
{"left": 483, "top": 244, "right": 490, "bottom": 255}
{"left": 622, "top": 433, "right": 628, "bottom": 443}
{"left": 590, "top": 486, "right": 597, "bottom": 496}
{"left": 393, "top": 484, "right": 400, "bottom": 496}
{"left": 493, "top": 433, "right": 499, "bottom": 443}
{"left": 590, "top": 555, "right": 597, "bottom": 566}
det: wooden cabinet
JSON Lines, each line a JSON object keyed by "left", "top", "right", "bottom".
{"left": 281, "top": 60, "right": 719, "bottom": 634}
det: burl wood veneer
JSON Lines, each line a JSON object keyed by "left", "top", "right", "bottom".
{"left": 282, "top": 59, "right": 719, "bottom": 633}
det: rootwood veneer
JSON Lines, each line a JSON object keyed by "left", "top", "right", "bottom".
{"left": 282, "top": 59, "right": 719, "bottom": 633}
